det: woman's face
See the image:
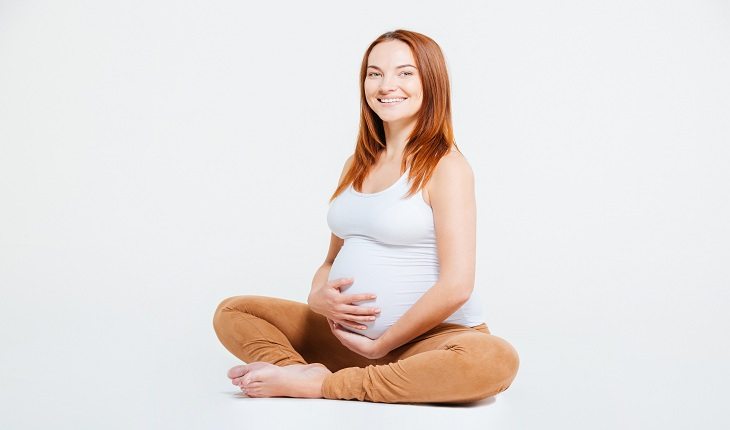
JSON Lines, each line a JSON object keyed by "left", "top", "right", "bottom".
{"left": 364, "top": 40, "right": 423, "bottom": 125}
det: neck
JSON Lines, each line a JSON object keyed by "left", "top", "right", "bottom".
{"left": 381, "top": 117, "right": 417, "bottom": 163}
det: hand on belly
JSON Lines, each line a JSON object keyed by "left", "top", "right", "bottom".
{"left": 327, "top": 241, "right": 438, "bottom": 340}
{"left": 328, "top": 275, "right": 422, "bottom": 340}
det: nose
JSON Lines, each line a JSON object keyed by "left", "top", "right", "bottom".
{"left": 378, "top": 74, "right": 398, "bottom": 94}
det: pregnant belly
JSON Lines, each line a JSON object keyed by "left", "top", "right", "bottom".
{"left": 327, "top": 239, "right": 439, "bottom": 340}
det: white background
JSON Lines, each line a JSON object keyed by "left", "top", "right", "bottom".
{"left": 1, "top": 0, "right": 729, "bottom": 428}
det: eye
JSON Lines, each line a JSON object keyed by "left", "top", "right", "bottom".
{"left": 367, "top": 72, "right": 381, "bottom": 78}
{"left": 400, "top": 71, "right": 413, "bottom": 76}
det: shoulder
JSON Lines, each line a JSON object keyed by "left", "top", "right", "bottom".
{"left": 337, "top": 154, "right": 356, "bottom": 187}
{"left": 344, "top": 153, "right": 355, "bottom": 170}
{"left": 428, "top": 149, "right": 474, "bottom": 192}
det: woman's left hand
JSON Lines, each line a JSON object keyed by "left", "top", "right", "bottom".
{"left": 327, "top": 318, "right": 387, "bottom": 360}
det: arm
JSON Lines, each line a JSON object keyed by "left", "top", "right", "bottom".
{"left": 309, "top": 234, "right": 341, "bottom": 294}
{"left": 375, "top": 151, "right": 477, "bottom": 356}
{"left": 308, "top": 155, "right": 382, "bottom": 331}
{"left": 309, "top": 154, "right": 351, "bottom": 297}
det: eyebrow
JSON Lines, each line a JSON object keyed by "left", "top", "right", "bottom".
{"left": 367, "top": 64, "right": 417, "bottom": 70}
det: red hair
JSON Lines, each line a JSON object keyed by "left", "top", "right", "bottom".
{"left": 329, "top": 29, "right": 460, "bottom": 202}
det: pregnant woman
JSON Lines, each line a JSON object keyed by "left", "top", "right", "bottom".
{"left": 212, "top": 29, "right": 519, "bottom": 404}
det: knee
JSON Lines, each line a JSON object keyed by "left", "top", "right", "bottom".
{"left": 214, "top": 295, "right": 239, "bottom": 313}
{"left": 488, "top": 335, "right": 519, "bottom": 387}
{"left": 212, "top": 295, "right": 256, "bottom": 330}
{"left": 459, "top": 334, "right": 520, "bottom": 400}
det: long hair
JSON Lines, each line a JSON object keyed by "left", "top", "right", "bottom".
{"left": 328, "top": 29, "right": 459, "bottom": 202}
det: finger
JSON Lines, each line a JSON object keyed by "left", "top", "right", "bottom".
{"left": 336, "top": 319, "right": 369, "bottom": 330}
{"left": 342, "top": 304, "right": 381, "bottom": 316}
{"left": 346, "top": 293, "right": 377, "bottom": 304}
{"left": 329, "top": 319, "right": 343, "bottom": 335}
{"left": 338, "top": 311, "right": 377, "bottom": 323}
{"left": 329, "top": 277, "right": 354, "bottom": 290}
{"left": 330, "top": 321, "right": 341, "bottom": 337}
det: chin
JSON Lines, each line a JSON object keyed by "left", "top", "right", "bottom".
{"left": 379, "top": 113, "right": 417, "bottom": 124}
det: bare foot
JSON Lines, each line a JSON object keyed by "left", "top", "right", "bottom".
{"left": 227, "top": 362, "right": 270, "bottom": 380}
{"left": 227, "top": 362, "right": 332, "bottom": 398}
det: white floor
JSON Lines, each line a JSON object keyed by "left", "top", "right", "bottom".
{"left": 1, "top": 293, "right": 727, "bottom": 430}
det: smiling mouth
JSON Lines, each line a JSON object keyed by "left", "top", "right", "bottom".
{"left": 377, "top": 97, "right": 407, "bottom": 104}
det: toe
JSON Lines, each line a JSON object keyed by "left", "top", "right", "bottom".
{"left": 241, "top": 374, "right": 255, "bottom": 386}
{"left": 241, "top": 381, "right": 262, "bottom": 397}
{"left": 227, "top": 365, "right": 248, "bottom": 379}
{"left": 232, "top": 372, "right": 255, "bottom": 386}
{"left": 228, "top": 361, "right": 273, "bottom": 379}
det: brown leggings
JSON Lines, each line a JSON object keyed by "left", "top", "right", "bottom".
{"left": 212, "top": 295, "right": 520, "bottom": 404}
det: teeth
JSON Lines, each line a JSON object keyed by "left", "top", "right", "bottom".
{"left": 380, "top": 98, "right": 405, "bottom": 103}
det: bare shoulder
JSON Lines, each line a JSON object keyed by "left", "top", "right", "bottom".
{"left": 336, "top": 154, "right": 355, "bottom": 187}
{"left": 344, "top": 153, "right": 355, "bottom": 169}
{"left": 432, "top": 150, "right": 473, "bottom": 182}
{"left": 424, "top": 150, "right": 474, "bottom": 203}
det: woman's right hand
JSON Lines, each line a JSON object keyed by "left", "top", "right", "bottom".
{"left": 307, "top": 277, "right": 381, "bottom": 332}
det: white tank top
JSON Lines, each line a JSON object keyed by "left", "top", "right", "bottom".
{"left": 327, "top": 164, "right": 486, "bottom": 339}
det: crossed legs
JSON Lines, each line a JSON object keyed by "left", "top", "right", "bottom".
{"left": 212, "top": 295, "right": 519, "bottom": 404}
